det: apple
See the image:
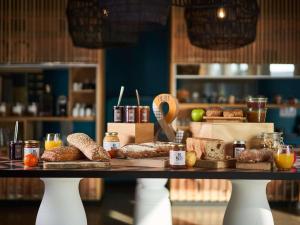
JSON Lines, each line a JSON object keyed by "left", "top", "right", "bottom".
{"left": 191, "top": 108, "right": 205, "bottom": 122}
{"left": 186, "top": 151, "right": 197, "bottom": 167}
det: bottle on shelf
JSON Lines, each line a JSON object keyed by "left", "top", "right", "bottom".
{"left": 38, "top": 84, "right": 53, "bottom": 116}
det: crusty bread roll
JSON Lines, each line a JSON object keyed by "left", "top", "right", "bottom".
{"left": 206, "top": 107, "right": 223, "bottom": 117}
{"left": 41, "top": 146, "right": 85, "bottom": 162}
{"left": 238, "top": 149, "right": 273, "bottom": 162}
{"left": 223, "top": 109, "right": 244, "bottom": 117}
{"left": 67, "top": 133, "right": 110, "bottom": 161}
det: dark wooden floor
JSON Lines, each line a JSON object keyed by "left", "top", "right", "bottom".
{"left": 0, "top": 182, "right": 299, "bottom": 225}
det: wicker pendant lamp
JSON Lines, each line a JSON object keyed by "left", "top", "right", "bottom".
{"left": 66, "top": 0, "right": 172, "bottom": 48}
{"left": 66, "top": 0, "right": 139, "bottom": 49}
{"left": 180, "top": 0, "right": 260, "bottom": 50}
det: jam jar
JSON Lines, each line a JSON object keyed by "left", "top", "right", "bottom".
{"left": 233, "top": 140, "right": 246, "bottom": 158}
{"left": 246, "top": 97, "right": 268, "bottom": 123}
{"left": 169, "top": 144, "right": 186, "bottom": 169}
{"left": 103, "top": 132, "right": 120, "bottom": 158}
{"left": 113, "top": 106, "right": 124, "bottom": 123}
{"left": 125, "top": 106, "right": 137, "bottom": 123}
{"left": 137, "top": 106, "right": 150, "bottom": 123}
{"left": 9, "top": 140, "right": 23, "bottom": 160}
{"left": 24, "top": 140, "right": 40, "bottom": 159}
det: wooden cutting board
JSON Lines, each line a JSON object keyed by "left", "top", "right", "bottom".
{"left": 43, "top": 161, "right": 111, "bottom": 169}
{"left": 203, "top": 116, "right": 246, "bottom": 123}
{"left": 195, "top": 159, "right": 236, "bottom": 169}
{"left": 111, "top": 157, "right": 169, "bottom": 168}
{"left": 236, "top": 162, "right": 273, "bottom": 171}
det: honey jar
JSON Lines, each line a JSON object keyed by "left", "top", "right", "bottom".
{"left": 169, "top": 144, "right": 186, "bottom": 169}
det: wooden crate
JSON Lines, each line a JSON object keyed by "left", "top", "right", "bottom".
{"left": 107, "top": 123, "right": 154, "bottom": 146}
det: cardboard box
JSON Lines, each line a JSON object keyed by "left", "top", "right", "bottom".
{"left": 190, "top": 122, "right": 274, "bottom": 156}
{"left": 107, "top": 123, "right": 154, "bottom": 147}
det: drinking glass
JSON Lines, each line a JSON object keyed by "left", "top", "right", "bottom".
{"left": 45, "top": 133, "right": 62, "bottom": 151}
{"left": 274, "top": 145, "right": 294, "bottom": 170}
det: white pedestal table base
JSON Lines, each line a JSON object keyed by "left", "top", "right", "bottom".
{"left": 36, "top": 178, "right": 87, "bottom": 225}
{"left": 223, "top": 180, "right": 274, "bottom": 225}
{"left": 134, "top": 178, "right": 172, "bottom": 225}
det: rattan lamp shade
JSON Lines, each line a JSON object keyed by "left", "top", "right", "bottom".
{"left": 184, "top": 0, "right": 260, "bottom": 50}
{"left": 66, "top": 0, "right": 139, "bottom": 49}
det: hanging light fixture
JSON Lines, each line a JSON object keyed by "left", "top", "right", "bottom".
{"left": 66, "top": 0, "right": 172, "bottom": 49}
{"left": 175, "top": 0, "right": 260, "bottom": 50}
{"left": 66, "top": 0, "right": 139, "bottom": 49}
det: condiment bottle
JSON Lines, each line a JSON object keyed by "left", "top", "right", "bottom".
{"left": 233, "top": 140, "right": 246, "bottom": 158}
{"left": 169, "top": 144, "right": 186, "bottom": 169}
{"left": 103, "top": 132, "right": 120, "bottom": 158}
{"left": 9, "top": 140, "right": 23, "bottom": 160}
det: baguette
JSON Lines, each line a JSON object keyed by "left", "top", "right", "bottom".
{"left": 41, "top": 146, "right": 85, "bottom": 162}
{"left": 67, "top": 133, "right": 110, "bottom": 161}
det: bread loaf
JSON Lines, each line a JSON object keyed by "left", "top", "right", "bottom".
{"left": 238, "top": 149, "right": 273, "bottom": 162}
{"left": 120, "top": 142, "right": 173, "bottom": 159}
{"left": 41, "top": 146, "right": 84, "bottom": 162}
{"left": 206, "top": 107, "right": 222, "bottom": 117}
{"left": 186, "top": 137, "right": 226, "bottom": 160}
{"left": 223, "top": 109, "right": 244, "bottom": 117}
{"left": 67, "top": 133, "right": 110, "bottom": 161}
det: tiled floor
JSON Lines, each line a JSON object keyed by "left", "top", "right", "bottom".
{"left": 0, "top": 182, "right": 299, "bottom": 225}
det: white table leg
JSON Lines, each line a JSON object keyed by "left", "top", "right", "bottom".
{"left": 36, "top": 178, "right": 87, "bottom": 225}
{"left": 223, "top": 180, "right": 274, "bottom": 225}
{"left": 134, "top": 178, "right": 172, "bottom": 225}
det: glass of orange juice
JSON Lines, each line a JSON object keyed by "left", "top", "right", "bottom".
{"left": 274, "top": 145, "right": 294, "bottom": 170}
{"left": 45, "top": 133, "right": 62, "bottom": 151}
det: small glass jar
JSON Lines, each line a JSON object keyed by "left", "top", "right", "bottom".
{"left": 246, "top": 97, "right": 268, "bottom": 122}
{"left": 169, "top": 144, "right": 186, "bottom": 169}
{"left": 137, "top": 106, "right": 150, "bottom": 123}
{"left": 233, "top": 140, "right": 246, "bottom": 158}
{"left": 260, "top": 132, "right": 284, "bottom": 152}
{"left": 9, "top": 140, "right": 23, "bottom": 160}
{"left": 125, "top": 106, "right": 137, "bottom": 123}
{"left": 24, "top": 140, "right": 40, "bottom": 159}
{"left": 103, "top": 132, "right": 120, "bottom": 158}
{"left": 113, "top": 106, "right": 124, "bottom": 123}
{"left": 274, "top": 145, "right": 295, "bottom": 170}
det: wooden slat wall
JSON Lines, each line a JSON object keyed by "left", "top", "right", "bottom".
{"left": 170, "top": 179, "right": 300, "bottom": 202}
{"left": 0, "top": 0, "right": 98, "bottom": 64}
{"left": 171, "top": 0, "right": 300, "bottom": 64}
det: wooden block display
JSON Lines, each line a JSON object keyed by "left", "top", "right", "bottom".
{"left": 190, "top": 122, "right": 274, "bottom": 156}
{"left": 195, "top": 159, "right": 236, "bottom": 169}
{"left": 43, "top": 161, "right": 111, "bottom": 169}
{"left": 107, "top": 123, "right": 154, "bottom": 147}
{"left": 111, "top": 158, "right": 169, "bottom": 168}
{"left": 236, "top": 162, "right": 273, "bottom": 171}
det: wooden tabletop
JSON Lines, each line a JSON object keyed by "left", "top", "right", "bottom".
{"left": 0, "top": 160, "right": 299, "bottom": 180}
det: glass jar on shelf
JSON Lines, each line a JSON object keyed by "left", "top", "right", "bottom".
{"left": 246, "top": 97, "right": 268, "bottom": 122}
{"left": 260, "top": 132, "right": 284, "bottom": 152}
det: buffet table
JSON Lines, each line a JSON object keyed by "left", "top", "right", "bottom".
{"left": 0, "top": 160, "right": 299, "bottom": 225}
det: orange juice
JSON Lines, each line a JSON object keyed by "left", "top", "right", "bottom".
{"left": 45, "top": 140, "right": 62, "bottom": 151}
{"left": 274, "top": 153, "right": 294, "bottom": 170}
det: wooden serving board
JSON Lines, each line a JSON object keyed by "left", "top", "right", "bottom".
{"left": 236, "top": 162, "right": 273, "bottom": 171}
{"left": 203, "top": 116, "right": 246, "bottom": 122}
{"left": 43, "top": 161, "right": 111, "bottom": 169}
{"left": 111, "top": 157, "right": 169, "bottom": 168}
{"left": 195, "top": 159, "right": 236, "bottom": 169}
